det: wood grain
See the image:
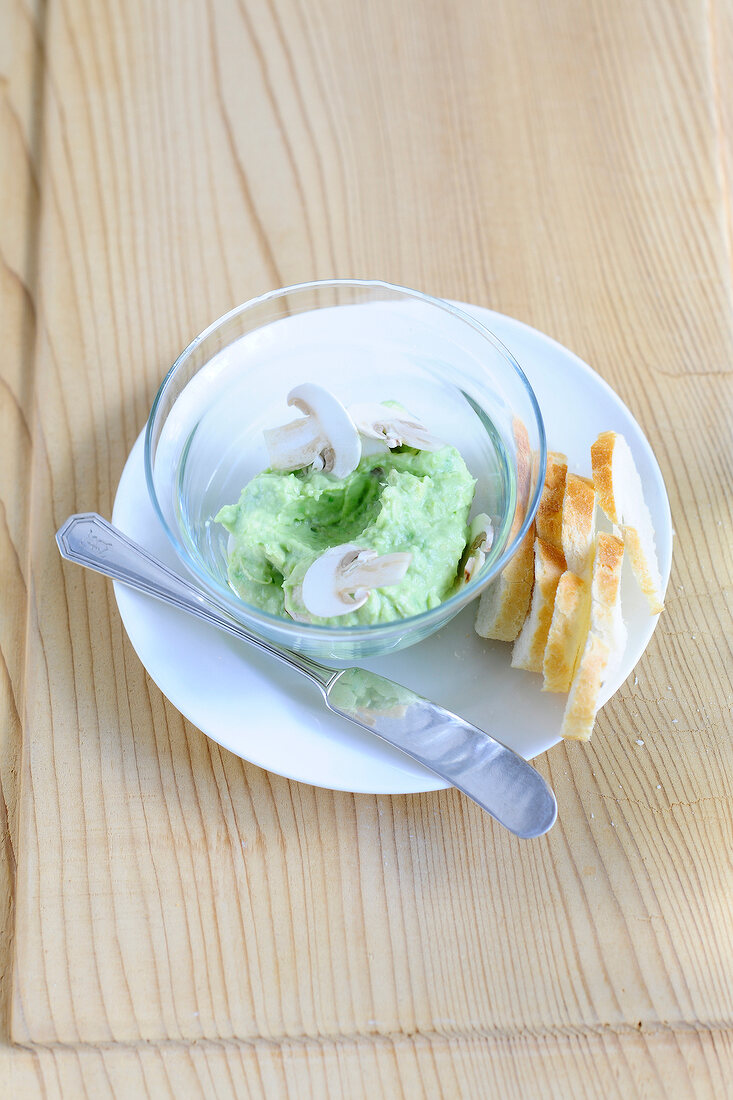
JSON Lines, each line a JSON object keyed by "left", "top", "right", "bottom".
{"left": 1, "top": 0, "right": 732, "bottom": 1095}
{"left": 0, "top": 0, "right": 45, "bottom": 1045}
{"left": 2, "top": 1029, "right": 733, "bottom": 1100}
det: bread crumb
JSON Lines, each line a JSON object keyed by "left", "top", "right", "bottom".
{"left": 636, "top": 739, "right": 644, "bottom": 746}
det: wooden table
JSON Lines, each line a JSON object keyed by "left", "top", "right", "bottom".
{"left": 2, "top": 1, "right": 731, "bottom": 1096}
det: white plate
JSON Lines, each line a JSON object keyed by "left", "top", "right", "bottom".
{"left": 112, "top": 305, "right": 672, "bottom": 794}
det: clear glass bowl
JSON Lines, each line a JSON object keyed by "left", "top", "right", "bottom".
{"left": 145, "top": 280, "right": 546, "bottom": 659}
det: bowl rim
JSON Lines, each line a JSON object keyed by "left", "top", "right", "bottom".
{"left": 144, "top": 278, "right": 547, "bottom": 640}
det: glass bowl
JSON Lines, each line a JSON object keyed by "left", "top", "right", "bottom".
{"left": 145, "top": 280, "right": 546, "bottom": 659}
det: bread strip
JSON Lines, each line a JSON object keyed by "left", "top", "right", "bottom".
{"left": 621, "top": 525, "right": 664, "bottom": 614}
{"left": 474, "top": 525, "right": 535, "bottom": 642}
{"left": 561, "top": 533, "right": 626, "bottom": 741}
{"left": 561, "top": 474, "right": 596, "bottom": 577}
{"left": 511, "top": 538, "right": 567, "bottom": 672}
{"left": 475, "top": 418, "right": 536, "bottom": 641}
{"left": 591, "top": 431, "right": 664, "bottom": 613}
{"left": 542, "top": 571, "right": 589, "bottom": 693}
{"left": 514, "top": 417, "right": 533, "bottom": 509}
{"left": 590, "top": 433, "right": 622, "bottom": 523}
{"left": 535, "top": 453, "right": 567, "bottom": 548}
{"left": 545, "top": 475, "right": 597, "bottom": 692}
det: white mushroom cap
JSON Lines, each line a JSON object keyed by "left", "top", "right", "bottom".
{"left": 462, "top": 513, "right": 494, "bottom": 584}
{"left": 348, "top": 403, "right": 443, "bottom": 451}
{"left": 299, "top": 543, "right": 412, "bottom": 619}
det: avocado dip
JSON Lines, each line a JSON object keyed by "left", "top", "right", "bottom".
{"left": 216, "top": 445, "right": 476, "bottom": 627}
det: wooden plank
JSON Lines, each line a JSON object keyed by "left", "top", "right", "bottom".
{"left": 2, "top": 1029, "right": 733, "bottom": 1100}
{"left": 5, "top": 2, "right": 732, "bottom": 1097}
{"left": 710, "top": 0, "right": 733, "bottom": 281}
{"left": 0, "top": 0, "right": 46, "bottom": 1043}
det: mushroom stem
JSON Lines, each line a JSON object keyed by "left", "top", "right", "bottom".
{"left": 462, "top": 514, "right": 494, "bottom": 584}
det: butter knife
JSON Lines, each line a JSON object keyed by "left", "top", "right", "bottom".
{"left": 56, "top": 514, "right": 557, "bottom": 838}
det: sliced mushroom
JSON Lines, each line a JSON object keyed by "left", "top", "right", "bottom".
{"left": 461, "top": 513, "right": 494, "bottom": 584}
{"left": 297, "top": 543, "right": 412, "bottom": 619}
{"left": 348, "top": 403, "right": 443, "bottom": 452}
{"left": 262, "top": 415, "right": 323, "bottom": 471}
{"left": 264, "top": 383, "right": 361, "bottom": 478}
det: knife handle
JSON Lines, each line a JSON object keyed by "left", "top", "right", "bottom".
{"left": 56, "top": 513, "right": 335, "bottom": 688}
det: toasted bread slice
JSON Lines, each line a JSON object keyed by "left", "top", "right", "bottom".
{"left": 562, "top": 474, "right": 596, "bottom": 577}
{"left": 474, "top": 526, "right": 535, "bottom": 641}
{"left": 561, "top": 533, "right": 626, "bottom": 741}
{"left": 475, "top": 418, "right": 536, "bottom": 641}
{"left": 474, "top": 531, "right": 535, "bottom": 641}
{"left": 591, "top": 431, "right": 664, "bottom": 613}
{"left": 535, "top": 452, "right": 567, "bottom": 548}
{"left": 515, "top": 418, "right": 533, "bottom": 506}
{"left": 542, "top": 571, "right": 589, "bottom": 693}
{"left": 511, "top": 538, "right": 567, "bottom": 672}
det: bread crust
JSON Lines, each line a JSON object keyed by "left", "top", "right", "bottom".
{"left": 561, "top": 473, "right": 596, "bottom": 577}
{"left": 475, "top": 529, "right": 535, "bottom": 641}
{"left": 542, "top": 571, "right": 588, "bottom": 693}
{"left": 560, "top": 532, "right": 625, "bottom": 740}
{"left": 475, "top": 418, "right": 537, "bottom": 641}
{"left": 592, "top": 529, "right": 625, "bottom": 613}
{"left": 560, "top": 633, "right": 610, "bottom": 740}
{"left": 591, "top": 430, "right": 664, "bottom": 613}
{"left": 590, "top": 431, "right": 619, "bottom": 523}
{"left": 514, "top": 416, "right": 533, "bottom": 512}
{"left": 535, "top": 452, "right": 567, "bottom": 549}
{"left": 622, "top": 525, "right": 664, "bottom": 615}
{"left": 511, "top": 538, "right": 567, "bottom": 672}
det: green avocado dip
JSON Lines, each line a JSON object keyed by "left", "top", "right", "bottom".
{"left": 215, "top": 445, "right": 476, "bottom": 626}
